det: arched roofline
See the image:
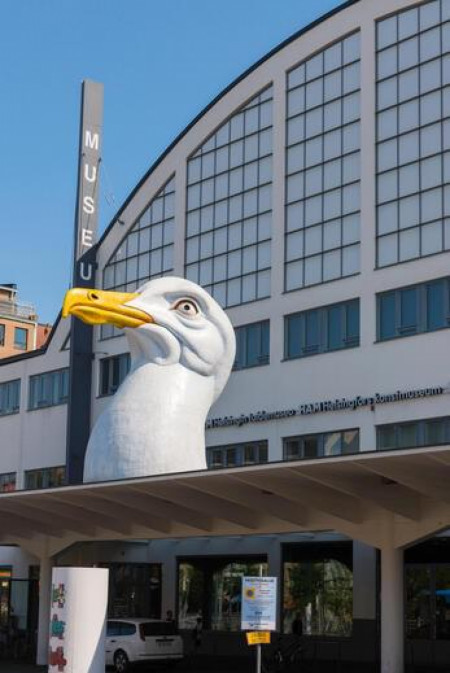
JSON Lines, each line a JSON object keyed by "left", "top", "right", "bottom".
{"left": 2, "top": 0, "right": 358, "bottom": 361}
{"left": 98, "top": 0, "right": 359, "bottom": 249}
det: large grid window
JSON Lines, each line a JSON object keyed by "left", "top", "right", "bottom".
{"left": 101, "top": 177, "right": 175, "bottom": 339}
{"left": 0, "top": 473, "right": 15, "bottom": 492}
{"left": 285, "top": 33, "right": 361, "bottom": 291}
{"left": 25, "top": 466, "right": 65, "bottom": 490}
{"left": 207, "top": 441, "right": 268, "bottom": 469}
{"left": 376, "top": 1, "right": 450, "bottom": 266}
{"left": 99, "top": 353, "right": 131, "bottom": 396}
{"left": 185, "top": 87, "right": 273, "bottom": 307}
{"left": 285, "top": 299, "right": 359, "bottom": 359}
{"left": 0, "top": 379, "right": 20, "bottom": 416}
{"left": 28, "top": 369, "right": 69, "bottom": 410}
{"left": 377, "top": 415, "right": 450, "bottom": 450}
{"left": 234, "top": 320, "right": 269, "bottom": 370}
{"left": 377, "top": 276, "right": 450, "bottom": 340}
{"left": 283, "top": 429, "right": 359, "bottom": 460}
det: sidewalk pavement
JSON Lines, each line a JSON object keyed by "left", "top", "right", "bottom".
{"left": 1, "top": 659, "right": 447, "bottom": 673}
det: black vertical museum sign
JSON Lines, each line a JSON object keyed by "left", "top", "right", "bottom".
{"left": 66, "top": 80, "right": 104, "bottom": 484}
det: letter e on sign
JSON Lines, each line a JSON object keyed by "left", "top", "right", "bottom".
{"left": 81, "top": 229, "right": 93, "bottom": 247}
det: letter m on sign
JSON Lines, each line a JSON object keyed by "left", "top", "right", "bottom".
{"left": 85, "top": 130, "right": 99, "bottom": 150}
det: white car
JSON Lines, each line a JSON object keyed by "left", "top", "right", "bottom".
{"left": 105, "top": 618, "right": 184, "bottom": 672}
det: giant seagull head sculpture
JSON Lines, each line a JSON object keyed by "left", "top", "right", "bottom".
{"left": 63, "top": 277, "right": 236, "bottom": 482}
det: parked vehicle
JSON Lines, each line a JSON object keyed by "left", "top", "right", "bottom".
{"left": 105, "top": 618, "right": 184, "bottom": 672}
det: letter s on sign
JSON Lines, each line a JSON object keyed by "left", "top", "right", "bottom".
{"left": 83, "top": 196, "right": 95, "bottom": 215}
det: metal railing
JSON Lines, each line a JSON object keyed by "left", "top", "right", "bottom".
{"left": 0, "top": 300, "right": 37, "bottom": 320}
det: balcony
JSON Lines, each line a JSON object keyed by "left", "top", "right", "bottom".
{"left": 0, "top": 299, "right": 37, "bottom": 321}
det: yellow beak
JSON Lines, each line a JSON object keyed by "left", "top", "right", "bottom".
{"left": 62, "top": 288, "right": 154, "bottom": 329}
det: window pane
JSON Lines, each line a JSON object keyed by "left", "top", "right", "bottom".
{"left": 435, "top": 566, "right": 450, "bottom": 639}
{"left": 14, "top": 328, "right": 27, "bottom": 350}
{"left": 379, "top": 293, "right": 396, "bottom": 340}
{"left": 425, "top": 419, "right": 446, "bottom": 446}
{"left": 427, "top": 281, "right": 445, "bottom": 330}
{"left": 303, "top": 436, "right": 320, "bottom": 458}
{"left": 324, "top": 432, "right": 342, "bottom": 456}
{"left": 406, "top": 566, "right": 432, "bottom": 639}
{"left": 305, "top": 311, "right": 319, "bottom": 353}
{"left": 400, "top": 288, "right": 417, "bottom": 332}
{"left": 398, "top": 423, "right": 418, "bottom": 448}
{"left": 343, "top": 430, "right": 359, "bottom": 454}
{"left": 346, "top": 301, "right": 359, "bottom": 344}
{"left": 328, "top": 306, "right": 342, "bottom": 350}
{"left": 286, "top": 315, "right": 302, "bottom": 358}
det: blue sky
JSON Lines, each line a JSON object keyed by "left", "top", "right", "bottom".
{"left": 1, "top": 0, "right": 345, "bottom": 323}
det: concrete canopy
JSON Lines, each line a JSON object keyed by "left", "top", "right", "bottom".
{"left": 2, "top": 444, "right": 450, "bottom": 555}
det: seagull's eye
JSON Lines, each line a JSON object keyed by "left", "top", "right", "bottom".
{"left": 173, "top": 298, "right": 200, "bottom": 318}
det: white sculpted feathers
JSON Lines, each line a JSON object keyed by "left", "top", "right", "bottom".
{"left": 83, "top": 277, "right": 236, "bottom": 483}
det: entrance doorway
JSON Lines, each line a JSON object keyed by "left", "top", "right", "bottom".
{"left": 0, "top": 576, "right": 38, "bottom": 661}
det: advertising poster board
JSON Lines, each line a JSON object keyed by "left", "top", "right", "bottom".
{"left": 241, "top": 576, "right": 277, "bottom": 631}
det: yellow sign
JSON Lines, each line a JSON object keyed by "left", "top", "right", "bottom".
{"left": 246, "top": 631, "right": 271, "bottom": 645}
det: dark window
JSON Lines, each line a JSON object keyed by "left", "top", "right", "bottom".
{"left": 400, "top": 288, "right": 418, "bottom": 334}
{"left": 0, "top": 380, "right": 20, "bottom": 416}
{"left": 25, "top": 467, "right": 65, "bottom": 490}
{"left": 233, "top": 321, "right": 270, "bottom": 370}
{"left": 427, "top": 281, "right": 446, "bottom": 330}
{"left": 378, "top": 277, "right": 450, "bottom": 341}
{"left": 28, "top": 370, "right": 69, "bottom": 410}
{"left": 285, "top": 299, "right": 360, "bottom": 359}
{"left": 14, "top": 327, "right": 27, "bottom": 350}
{"left": 178, "top": 557, "right": 267, "bottom": 631}
{"left": 379, "top": 292, "right": 396, "bottom": 340}
{"left": 284, "top": 429, "right": 359, "bottom": 460}
{"left": 102, "top": 564, "right": 161, "bottom": 619}
{"left": 0, "top": 473, "right": 16, "bottom": 492}
{"left": 377, "top": 416, "right": 450, "bottom": 451}
{"left": 283, "top": 541, "right": 353, "bottom": 636}
{"left": 120, "top": 623, "right": 136, "bottom": 636}
{"left": 106, "top": 621, "right": 122, "bottom": 637}
{"left": 0, "top": 324, "right": 5, "bottom": 346}
{"left": 207, "top": 441, "right": 268, "bottom": 469}
{"left": 141, "top": 621, "right": 177, "bottom": 636}
{"left": 100, "top": 354, "right": 131, "bottom": 395}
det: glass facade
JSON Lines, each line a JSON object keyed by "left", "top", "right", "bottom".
{"left": 285, "top": 299, "right": 359, "bottom": 359}
{"left": 28, "top": 369, "right": 69, "bottom": 410}
{"left": 284, "top": 429, "right": 359, "bottom": 460}
{"left": 233, "top": 320, "right": 270, "bottom": 370}
{"left": 100, "top": 563, "right": 162, "bottom": 619}
{"left": 377, "top": 276, "right": 450, "bottom": 340}
{"left": 25, "top": 466, "right": 65, "bottom": 490}
{"left": 377, "top": 415, "right": 450, "bottom": 450}
{"left": 376, "top": 1, "right": 450, "bottom": 266}
{"left": 283, "top": 542, "right": 353, "bottom": 636}
{"left": 185, "top": 87, "right": 273, "bottom": 307}
{"left": 101, "top": 177, "right": 175, "bottom": 339}
{"left": 206, "top": 440, "right": 268, "bottom": 469}
{"left": 0, "top": 379, "right": 20, "bottom": 416}
{"left": 99, "top": 353, "right": 131, "bottom": 396}
{"left": 285, "top": 33, "right": 361, "bottom": 291}
{"left": 178, "top": 557, "right": 267, "bottom": 631}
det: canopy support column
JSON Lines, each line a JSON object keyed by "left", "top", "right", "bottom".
{"left": 36, "top": 554, "right": 53, "bottom": 665}
{"left": 380, "top": 546, "right": 404, "bottom": 673}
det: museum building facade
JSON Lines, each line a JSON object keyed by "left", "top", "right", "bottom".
{"left": 1, "top": 0, "right": 450, "bottom": 666}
